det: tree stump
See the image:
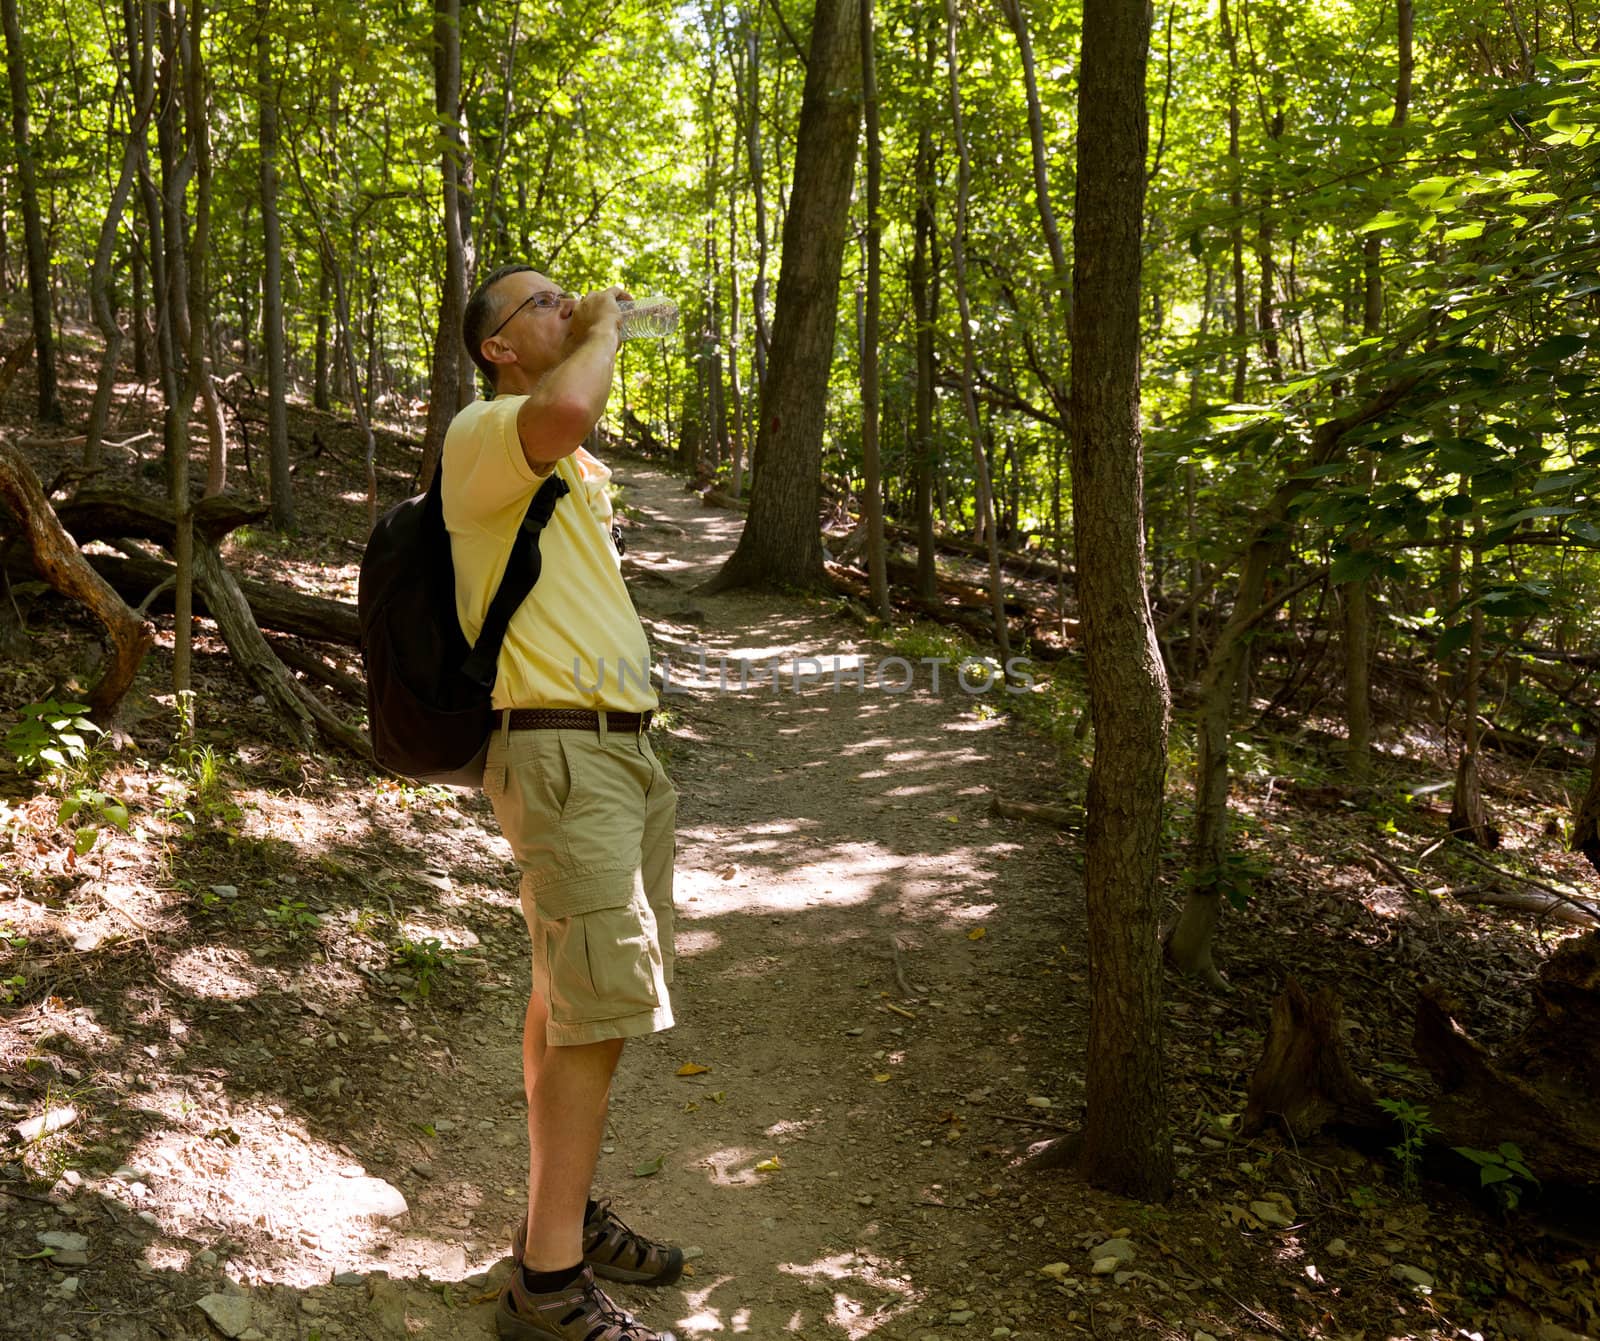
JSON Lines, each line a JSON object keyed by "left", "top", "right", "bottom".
{"left": 1243, "top": 978, "right": 1384, "bottom": 1139}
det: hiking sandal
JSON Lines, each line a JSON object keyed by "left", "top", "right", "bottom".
{"left": 496, "top": 1264, "right": 677, "bottom": 1341}
{"left": 513, "top": 1198, "right": 685, "bottom": 1287}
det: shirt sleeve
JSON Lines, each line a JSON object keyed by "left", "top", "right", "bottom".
{"left": 448, "top": 396, "right": 538, "bottom": 535}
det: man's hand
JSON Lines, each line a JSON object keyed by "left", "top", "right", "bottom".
{"left": 518, "top": 285, "right": 631, "bottom": 476}
{"left": 564, "top": 286, "right": 632, "bottom": 357}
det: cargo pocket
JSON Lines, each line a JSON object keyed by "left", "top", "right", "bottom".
{"left": 533, "top": 885, "right": 662, "bottom": 1027}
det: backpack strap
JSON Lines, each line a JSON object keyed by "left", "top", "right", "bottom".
{"left": 460, "top": 471, "right": 571, "bottom": 689}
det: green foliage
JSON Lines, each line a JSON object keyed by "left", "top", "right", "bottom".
{"left": 1454, "top": 1142, "right": 1540, "bottom": 1210}
{"left": 1378, "top": 1097, "right": 1441, "bottom": 1192}
{"left": 56, "top": 789, "right": 131, "bottom": 857}
{"left": 1184, "top": 851, "right": 1270, "bottom": 911}
{"left": 390, "top": 934, "right": 456, "bottom": 1000}
{"left": 5, "top": 701, "right": 101, "bottom": 778}
{"left": 264, "top": 898, "right": 322, "bottom": 936}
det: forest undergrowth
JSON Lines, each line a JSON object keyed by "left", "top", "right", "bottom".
{"left": 2, "top": 355, "right": 1598, "bottom": 1341}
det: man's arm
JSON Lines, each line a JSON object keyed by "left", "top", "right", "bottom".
{"left": 517, "top": 288, "right": 625, "bottom": 475}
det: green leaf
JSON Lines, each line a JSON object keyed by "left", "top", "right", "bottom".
{"left": 1443, "top": 221, "right": 1484, "bottom": 242}
{"left": 633, "top": 1153, "right": 665, "bottom": 1178}
{"left": 1406, "top": 177, "right": 1454, "bottom": 206}
{"left": 74, "top": 827, "right": 100, "bottom": 857}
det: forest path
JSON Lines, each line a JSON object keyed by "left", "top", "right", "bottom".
{"left": 3, "top": 459, "right": 1100, "bottom": 1341}
{"left": 371, "top": 461, "right": 1094, "bottom": 1340}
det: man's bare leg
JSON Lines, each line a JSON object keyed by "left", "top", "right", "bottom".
{"left": 521, "top": 991, "right": 624, "bottom": 1271}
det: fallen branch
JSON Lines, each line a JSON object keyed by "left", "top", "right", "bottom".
{"left": 1443, "top": 842, "right": 1600, "bottom": 924}
{"left": 1453, "top": 886, "right": 1599, "bottom": 928}
{"left": 0, "top": 439, "right": 155, "bottom": 719}
{"left": 988, "top": 794, "right": 1078, "bottom": 828}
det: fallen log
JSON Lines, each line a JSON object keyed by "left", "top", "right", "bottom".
{"left": 0, "top": 439, "right": 155, "bottom": 719}
{"left": 881, "top": 519, "right": 1073, "bottom": 586}
{"left": 988, "top": 794, "right": 1077, "bottom": 828}
{"left": 1415, "top": 981, "right": 1600, "bottom": 1190}
{"left": 10, "top": 550, "right": 361, "bottom": 646}
{"left": 1453, "top": 886, "right": 1600, "bottom": 928}
{"left": 56, "top": 488, "right": 268, "bottom": 548}
{"left": 265, "top": 635, "right": 367, "bottom": 703}
{"left": 827, "top": 562, "right": 1072, "bottom": 661}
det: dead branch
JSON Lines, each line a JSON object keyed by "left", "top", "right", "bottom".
{"left": 988, "top": 794, "right": 1077, "bottom": 828}
{"left": 0, "top": 439, "right": 154, "bottom": 719}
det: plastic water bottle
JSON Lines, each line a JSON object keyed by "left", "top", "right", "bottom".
{"left": 616, "top": 298, "right": 679, "bottom": 341}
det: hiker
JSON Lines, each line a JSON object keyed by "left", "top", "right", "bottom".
{"left": 446, "top": 264, "right": 682, "bottom": 1341}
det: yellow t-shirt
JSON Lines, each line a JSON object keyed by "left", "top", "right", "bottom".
{"left": 441, "top": 395, "right": 656, "bottom": 712}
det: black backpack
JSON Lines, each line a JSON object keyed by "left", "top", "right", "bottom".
{"left": 357, "top": 467, "right": 568, "bottom": 786}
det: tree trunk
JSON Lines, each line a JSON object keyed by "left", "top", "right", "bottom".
{"left": 259, "top": 0, "right": 293, "bottom": 531}
{"left": 910, "top": 71, "right": 939, "bottom": 603}
{"left": 1449, "top": 533, "right": 1496, "bottom": 846}
{"left": 941, "top": 0, "right": 1010, "bottom": 664}
{"left": 1061, "top": 0, "right": 1172, "bottom": 1201}
{"left": 1166, "top": 374, "right": 1421, "bottom": 986}
{"left": 726, "top": 191, "right": 748, "bottom": 498}
{"left": 418, "top": 0, "right": 468, "bottom": 492}
{"left": 85, "top": 54, "right": 155, "bottom": 468}
{"left": 130, "top": 221, "right": 149, "bottom": 382}
{"left": 0, "top": 441, "right": 154, "bottom": 719}
{"left": 705, "top": 0, "right": 861, "bottom": 594}
{"left": 1572, "top": 741, "right": 1600, "bottom": 877}
{"left": 1344, "top": 0, "right": 1411, "bottom": 782}
{"left": 1220, "top": 0, "right": 1248, "bottom": 404}
{"left": 1, "top": 0, "right": 62, "bottom": 423}
{"left": 151, "top": 0, "right": 195, "bottom": 699}
{"left": 858, "top": 0, "right": 890, "bottom": 621}
{"left": 742, "top": 4, "right": 773, "bottom": 400}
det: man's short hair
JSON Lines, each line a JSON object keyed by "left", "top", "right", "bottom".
{"left": 463, "top": 263, "right": 536, "bottom": 391}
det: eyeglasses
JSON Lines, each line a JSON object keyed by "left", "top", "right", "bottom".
{"left": 486, "top": 289, "right": 575, "bottom": 339}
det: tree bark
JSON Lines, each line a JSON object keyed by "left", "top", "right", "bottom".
{"left": 1220, "top": 0, "right": 1248, "bottom": 404}
{"left": 1243, "top": 980, "right": 1382, "bottom": 1139}
{"left": 941, "top": 0, "right": 1010, "bottom": 665}
{"left": 1064, "top": 0, "right": 1172, "bottom": 1202}
{"left": 1449, "top": 525, "right": 1497, "bottom": 846}
{"left": 1344, "top": 0, "right": 1411, "bottom": 783}
{"left": 858, "top": 0, "right": 889, "bottom": 621}
{"left": 910, "top": 68, "right": 939, "bottom": 603}
{"left": 258, "top": 0, "right": 294, "bottom": 531}
{"left": 85, "top": 31, "right": 156, "bottom": 468}
{"left": 418, "top": 0, "right": 469, "bottom": 492}
{"left": 1, "top": 0, "right": 62, "bottom": 423}
{"left": 705, "top": 0, "right": 861, "bottom": 594}
{"left": 0, "top": 440, "right": 154, "bottom": 719}
{"left": 1572, "top": 743, "right": 1600, "bottom": 877}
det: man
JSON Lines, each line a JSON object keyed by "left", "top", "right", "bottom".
{"left": 445, "top": 264, "right": 681, "bottom": 1341}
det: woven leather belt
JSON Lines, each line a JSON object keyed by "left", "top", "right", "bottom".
{"left": 504, "top": 708, "right": 653, "bottom": 733}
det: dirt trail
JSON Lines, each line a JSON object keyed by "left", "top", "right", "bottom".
{"left": 4, "top": 461, "right": 1103, "bottom": 1341}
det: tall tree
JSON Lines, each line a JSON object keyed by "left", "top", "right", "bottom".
{"left": 1343, "top": 0, "right": 1412, "bottom": 783}
{"left": 858, "top": 0, "right": 889, "bottom": 620}
{"left": 258, "top": 0, "right": 293, "bottom": 530}
{"left": 942, "top": 0, "right": 1010, "bottom": 663}
{"left": 706, "top": 0, "right": 862, "bottom": 593}
{"left": 1, "top": 0, "right": 63, "bottom": 422}
{"left": 1068, "top": 0, "right": 1172, "bottom": 1200}
{"left": 418, "top": 0, "right": 470, "bottom": 491}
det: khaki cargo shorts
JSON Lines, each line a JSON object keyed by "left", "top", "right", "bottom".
{"left": 483, "top": 718, "right": 676, "bottom": 1046}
